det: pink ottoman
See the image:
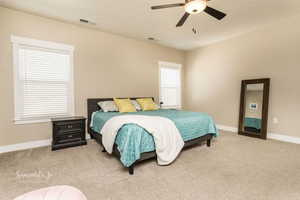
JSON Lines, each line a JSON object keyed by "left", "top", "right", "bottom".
{"left": 14, "top": 185, "right": 87, "bottom": 200}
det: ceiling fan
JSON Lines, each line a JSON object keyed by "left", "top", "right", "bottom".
{"left": 151, "top": 0, "right": 226, "bottom": 27}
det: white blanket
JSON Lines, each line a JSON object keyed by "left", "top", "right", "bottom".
{"left": 101, "top": 115, "right": 184, "bottom": 165}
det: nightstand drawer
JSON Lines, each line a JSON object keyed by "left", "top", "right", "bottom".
{"left": 55, "top": 121, "right": 84, "bottom": 135}
{"left": 57, "top": 132, "right": 81, "bottom": 144}
{"left": 52, "top": 116, "right": 86, "bottom": 151}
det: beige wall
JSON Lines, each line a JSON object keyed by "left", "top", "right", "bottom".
{"left": 184, "top": 15, "right": 300, "bottom": 137}
{"left": 1, "top": 6, "right": 300, "bottom": 147}
{"left": 0, "top": 7, "right": 184, "bottom": 146}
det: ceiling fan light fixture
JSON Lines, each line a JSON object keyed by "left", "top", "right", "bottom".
{"left": 185, "top": 0, "right": 207, "bottom": 15}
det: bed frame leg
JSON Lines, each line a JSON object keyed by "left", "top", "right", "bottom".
{"left": 88, "top": 132, "right": 95, "bottom": 139}
{"left": 207, "top": 139, "right": 211, "bottom": 147}
{"left": 129, "top": 165, "right": 134, "bottom": 175}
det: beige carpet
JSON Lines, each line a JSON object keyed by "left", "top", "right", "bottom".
{"left": 0, "top": 131, "right": 300, "bottom": 200}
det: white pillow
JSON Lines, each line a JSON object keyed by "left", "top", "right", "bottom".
{"left": 131, "top": 100, "right": 142, "bottom": 111}
{"left": 97, "top": 101, "right": 118, "bottom": 112}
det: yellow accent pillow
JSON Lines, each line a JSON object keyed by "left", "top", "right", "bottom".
{"left": 136, "top": 98, "right": 159, "bottom": 111}
{"left": 114, "top": 98, "right": 136, "bottom": 113}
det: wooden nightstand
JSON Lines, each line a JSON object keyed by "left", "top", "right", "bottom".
{"left": 51, "top": 117, "right": 87, "bottom": 151}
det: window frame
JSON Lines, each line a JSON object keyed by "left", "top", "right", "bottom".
{"left": 158, "top": 61, "right": 182, "bottom": 109}
{"left": 11, "top": 35, "right": 75, "bottom": 124}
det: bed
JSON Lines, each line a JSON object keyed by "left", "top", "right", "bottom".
{"left": 87, "top": 97, "right": 219, "bottom": 175}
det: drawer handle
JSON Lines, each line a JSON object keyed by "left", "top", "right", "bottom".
{"left": 67, "top": 125, "right": 73, "bottom": 129}
{"left": 68, "top": 135, "right": 73, "bottom": 138}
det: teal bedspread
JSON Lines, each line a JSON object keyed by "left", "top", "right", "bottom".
{"left": 91, "top": 109, "right": 218, "bottom": 167}
{"left": 244, "top": 117, "right": 262, "bottom": 130}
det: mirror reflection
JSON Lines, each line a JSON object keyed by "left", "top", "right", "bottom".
{"left": 243, "top": 83, "right": 264, "bottom": 134}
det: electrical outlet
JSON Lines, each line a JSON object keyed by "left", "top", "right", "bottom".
{"left": 273, "top": 117, "right": 279, "bottom": 124}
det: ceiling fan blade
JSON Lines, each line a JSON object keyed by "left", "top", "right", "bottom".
{"left": 204, "top": 6, "right": 226, "bottom": 20}
{"left": 151, "top": 3, "right": 185, "bottom": 10}
{"left": 176, "top": 12, "right": 190, "bottom": 27}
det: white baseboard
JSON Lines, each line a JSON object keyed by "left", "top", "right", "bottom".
{"left": 216, "top": 125, "right": 238, "bottom": 133}
{"left": 1, "top": 126, "right": 298, "bottom": 154}
{"left": 86, "top": 134, "right": 91, "bottom": 140}
{"left": 217, "top": 124, "right": 300, "bottom": 144}
{"left": 0, "top": 139, "right": 51, "bottom": 154}
{"left": 0, "top": 134, "right": 91, "bottom": 154}
{"left": 267, "top": 133, "right": 300, "bottom": 144}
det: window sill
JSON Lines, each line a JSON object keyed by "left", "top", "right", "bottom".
{"left": 14, "top": 119, "right": 51, "bottom": 125}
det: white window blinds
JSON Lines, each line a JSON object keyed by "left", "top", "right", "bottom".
{"left": 159, "top": 62, "right": 182, "bottom": 109}
{"left": 12, "top": 36, "right": 74, "bottom": 124}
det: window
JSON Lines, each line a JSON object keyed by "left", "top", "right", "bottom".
{"left": 159, "top": 62, "right": 182, "bottom": 109}
{"left": 12, "top": 36, "right": 74, "bottom": 124}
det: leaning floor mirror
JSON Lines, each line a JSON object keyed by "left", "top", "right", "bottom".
{"left": 238, "top": 78, "right": 270, "bottom": 139}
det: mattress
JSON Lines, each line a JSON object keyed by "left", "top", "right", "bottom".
{"left": 91, "top": 109, "right": 218, "bottom": 167}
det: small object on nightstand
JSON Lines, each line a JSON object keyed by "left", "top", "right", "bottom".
{"left": 51, "top": 117, "right": 87, "bottom": 151}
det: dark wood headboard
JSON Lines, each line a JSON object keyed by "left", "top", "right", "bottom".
{"left": 87, "top": 97, "right": 154, "bottom": 134}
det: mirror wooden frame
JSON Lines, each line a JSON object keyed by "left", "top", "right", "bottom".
{"left": 238, "top": 78, "right": 270, "bottom": 139}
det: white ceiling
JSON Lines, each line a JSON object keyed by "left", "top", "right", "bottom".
{"left": 1, "top": 0, "right": 300, "bottom": 50}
